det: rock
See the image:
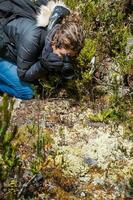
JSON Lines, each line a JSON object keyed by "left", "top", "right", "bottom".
{"left": 80, "top": 191, "right": 86, "bottom": 197}
{"left": 79, "top": 175, "right": 91, "bottom": 182}
{"left": 38, "top": 194, "right": 45, "bottom": 199}
{"left": 93, "top": 177, "right": 105, "bottom": 185}
{"left": 13, "top": 99, "right": 22, "bottom": 109}
{"left": 83, "top": 157, "right": 97, "bottom": 166}
{"left": 126, "top": 37, "right": 133, "bottom": 55}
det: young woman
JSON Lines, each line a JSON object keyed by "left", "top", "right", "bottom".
{"left": 0, "top": 0, "right": 85, "bottom": 99}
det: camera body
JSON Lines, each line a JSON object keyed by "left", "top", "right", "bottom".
{"left": 62, "top": 56, "right": 75, "bottom": 80}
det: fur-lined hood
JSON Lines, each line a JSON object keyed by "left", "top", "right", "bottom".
{"left": 36, "top": 0, "right": 69, "bottom": 27}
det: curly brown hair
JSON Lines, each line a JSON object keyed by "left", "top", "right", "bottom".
{"left": 51, "top": 12, "right": 85, "bottom": 54}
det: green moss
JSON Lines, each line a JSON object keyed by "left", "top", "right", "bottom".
{"left": 78, "top": 38, "right": 96, "bottom": 68}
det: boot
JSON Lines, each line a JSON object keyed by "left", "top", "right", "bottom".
{"left": 47, "top": 5, "right": 70, "bottom": 31}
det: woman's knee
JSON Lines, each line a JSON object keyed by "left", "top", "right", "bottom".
{"left": 0, "top": 59, "right": 34, "bottom": 99}
{"left": 15, "top": 87, "right": 34, "bottom": 100}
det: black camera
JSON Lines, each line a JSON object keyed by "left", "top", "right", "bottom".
{"left": 61, "top": 56, "right": 75, "bottom": 80}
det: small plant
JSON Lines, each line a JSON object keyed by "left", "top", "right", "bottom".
{"left": 128, "top": 176, "right": 133, "bottom": 197}
{"left": 30, "top": 100, "right": 55, "bottom": 174}
{"left": 88, "top": 107, "right": 123, "bottom": 122}
{"left": 0, "top": 94, "right": 19, "bottom": 183}
{"left": 39, "top": 74, "right": 61, "bottom": 98}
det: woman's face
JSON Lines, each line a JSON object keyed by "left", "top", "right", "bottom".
{"left": 52, "top": 45, "right": 77, "bottom": 57}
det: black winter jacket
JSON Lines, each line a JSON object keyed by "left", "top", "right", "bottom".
{"left": 3, "top": 16, "right": 48, "bottom": 82}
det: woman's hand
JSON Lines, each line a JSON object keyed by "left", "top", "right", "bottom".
{"left": 41, "top": 52, "right": 63, "bottom": 73}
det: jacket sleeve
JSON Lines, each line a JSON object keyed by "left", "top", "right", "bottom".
{"left": 17, "top": 30, "right": 47, "bottom": 82}
{"left": 17, "top": 60, "right": 48, "bottom": 82}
